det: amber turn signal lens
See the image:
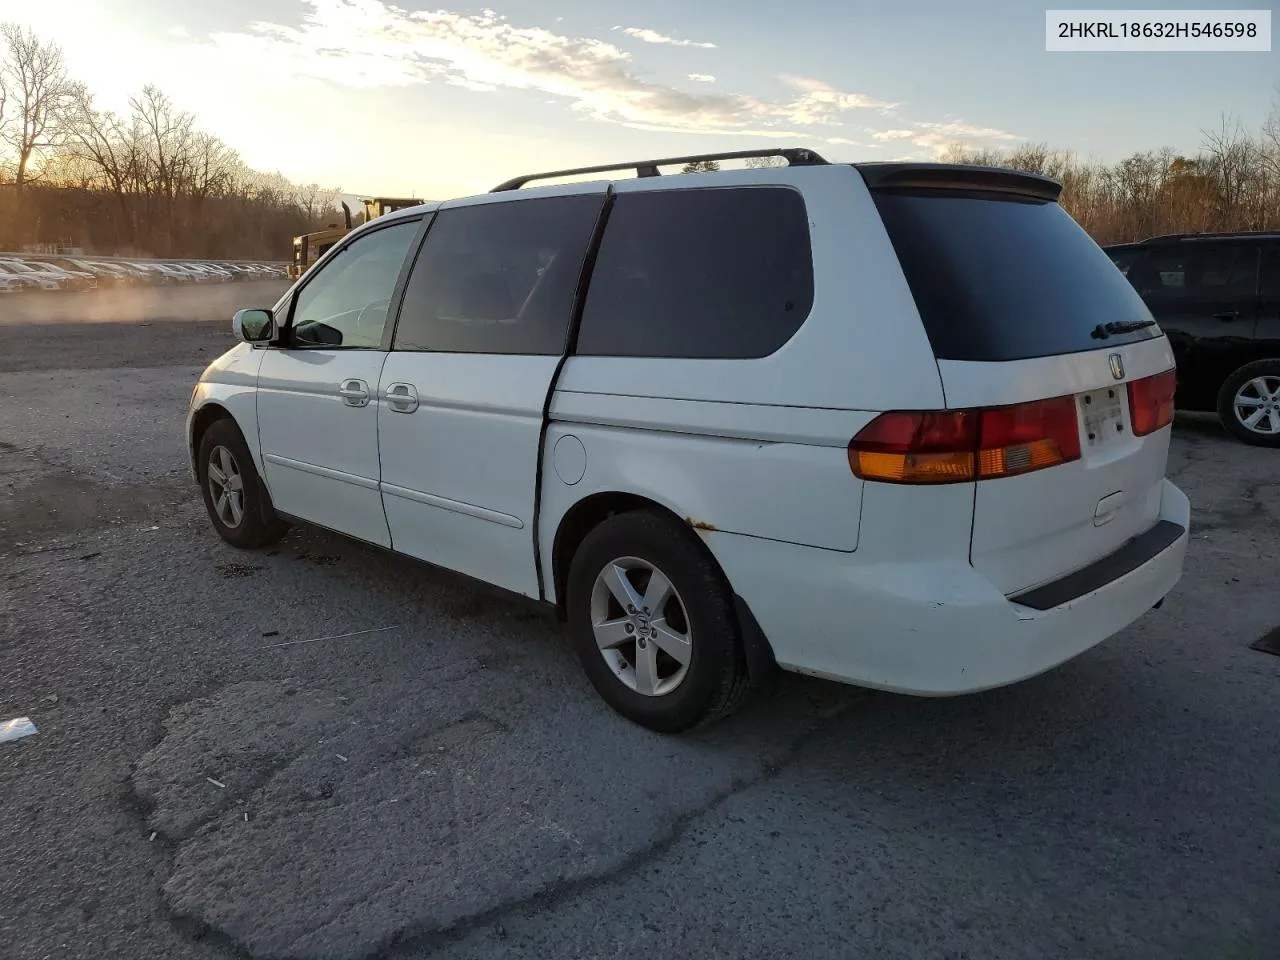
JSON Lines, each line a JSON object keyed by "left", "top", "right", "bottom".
{"left": 849, "top": 395, "right": 1083, "bottom": 484}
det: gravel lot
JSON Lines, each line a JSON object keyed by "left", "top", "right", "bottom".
{"left": 2, "top": 287, "right": 1278, "bottom": 960}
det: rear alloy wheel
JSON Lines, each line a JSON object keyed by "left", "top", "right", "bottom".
{"left": 567, "top": 510, "right": 749, "bottom": 733}
{"left": 1218, "top": 360, "right": 1280, "bottom": 448}
{"left": 197, "top": 418, "right": 290, "bottom": 548}
{"left": 590, "top": 556, "right": 693, "bottom": 698}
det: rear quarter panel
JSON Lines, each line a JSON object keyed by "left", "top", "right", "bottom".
{"left": 538, "top": 389, "right": 874, "bottom": 605}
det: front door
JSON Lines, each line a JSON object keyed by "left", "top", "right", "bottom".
{"left": 377, "top": 190, "right": 606, "bottom": 596}
{"left": 1128, "top": 241, "right": 1259, "bottom": 405}
{"left": 256, "top": 218, "right": 422, "bottom": 547}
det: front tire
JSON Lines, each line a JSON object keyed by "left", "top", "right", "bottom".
{"left": 566, "top": 510, "right": 749, "bottom": 733}
{"left": 197, "top": 418, "right": 290, "bottom": 548}
{"left": 1217, "top": 360, "right": 1280, "bottom": 447}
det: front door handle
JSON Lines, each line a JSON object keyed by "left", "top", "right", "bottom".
{"left": 338, "top": 378, "right": 370, "bottom": 407}
{"left": 385, "top": 382, "right": 419, "bottom": 413}
{"left": 1213, "top": 311, "right": 1241, "bottom": 321}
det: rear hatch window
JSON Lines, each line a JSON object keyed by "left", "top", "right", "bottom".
{"left": 871, "top": 188, "right": 1161, "bottom": 361}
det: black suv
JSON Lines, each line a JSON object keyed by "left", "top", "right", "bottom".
{"left": 1105, "top": 233, "right": 1280, "bottom": 446}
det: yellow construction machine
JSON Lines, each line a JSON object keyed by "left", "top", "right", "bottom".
{"left": 287, "top": 197, "right": 423, "bottom": 280}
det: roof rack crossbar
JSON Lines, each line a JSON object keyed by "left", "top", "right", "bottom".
{"left": 490, "top": 147, "right": 828, "bottom": 192}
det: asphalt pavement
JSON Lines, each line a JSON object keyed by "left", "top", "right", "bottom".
{"left": 1, "top": 287, "right": 1278, "bottom": 960}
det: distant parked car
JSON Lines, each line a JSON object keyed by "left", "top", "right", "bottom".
{"left": 0, "top": 258, "right": 98, "bottom": 291}
{"left": 125, "top": 262, "right": 179, "bottom": 284}
{"left": 224, "top": 263, "right": 260, "bottom": 280}
{"left": 26, "top": 260, "right": 98, "bottom": 290}
{"left": 178, "top": 263, "right": 223, "bottom": 283}
{"left": 0, "top": 260, "right": 64, "bottom": 290}
{"left": 195, "top": 263, "right": 235, "bottom": 282}
{"left": 89, "top": 261, "right": 154, "bottom": 284}
{"left": 1106, "top": 232, "right": 1280, "bottom": 447}
{"left": 53, "top": 258, "right": 134, "bottom": 288}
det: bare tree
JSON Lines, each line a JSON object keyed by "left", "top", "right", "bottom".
{"left": 0, "top": 23, "right": 77, "bottom": 191}
{"left": 0, "top": 51, "right": 7, "bottom": 141}
{"left": 295, "top": 183, "right": 342, "bottom": 222}
{"left": 938, "top": 124, "right": 1279, "bottom": 244}
{"left": 938, "top": 143, "right": 1005, "bottom": 167}
{"left": 1258, "top": 86, "right": 1280, "bottom": 190}
{"left": 1202, "top": 115, "right": 1260, "bottom": 229}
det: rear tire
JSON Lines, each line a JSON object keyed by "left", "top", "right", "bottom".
{"left": 1217, "top": 359, "right": 1280, "bottom": 448}
{"left": 197, "top": 418, "right": 290, "bottom": 548}
{"left": 566, "top": 509, "right": 749, "bottom": 733}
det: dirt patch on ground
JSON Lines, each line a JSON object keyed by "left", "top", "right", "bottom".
{"left": 0, "top": 442, "right": 182, "bottom": 552}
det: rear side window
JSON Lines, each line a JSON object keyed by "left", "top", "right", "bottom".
{"left": 873, "top": 191, "right": 1159, "bottom": 362}
{"left": 1106, "top": 248, "right": 1141, "bottom": 277}
{"left": 394, "top": 194, "right": 604, "bottom": 355}
{"left": 576, "top": 187, "right": 813, "bottom": 359}
{"left": 1127, "top": 243, "right": 1259, "bottom": 300}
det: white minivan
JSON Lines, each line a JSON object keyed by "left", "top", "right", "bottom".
{"left": 187, "top": 149, "right": 1190, "bottom": 732}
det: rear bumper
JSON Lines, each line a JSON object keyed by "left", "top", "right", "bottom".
{"left": 710, "top": 478, "right": 1190, "bottom": 696}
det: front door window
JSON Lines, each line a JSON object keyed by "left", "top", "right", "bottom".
{"left": 290, "top": 221, "right": 419, "bottom": 348}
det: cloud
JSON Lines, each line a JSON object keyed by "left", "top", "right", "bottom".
{"left": 778, "top": 75, "right": 898, "bottom": 122}
{"left": 615, "top": 26, "right": 717, "bottom": 48}
{"left": 206, "top": 1, "right": 1016, "bottom": 154}
{"left": 167, "top": 25, "right": 190, "bottom": 39}
{"left": 210, "top": 0, "right": 896, "bottom": 140}
{"left": 867, "top": 120, "right": 1022, "bottom": 156}
{"left": 914, "top": 120, "right": 1022, "bottom": 141}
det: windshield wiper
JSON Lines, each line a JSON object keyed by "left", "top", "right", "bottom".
{"left": 1091, "top": 319, "right": 1157, "bottom": 340}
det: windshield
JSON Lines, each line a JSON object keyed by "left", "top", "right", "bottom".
{"left": 872, "top": 190, "right": 1162, "bottom": 361}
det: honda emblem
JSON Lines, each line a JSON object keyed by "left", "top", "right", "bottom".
{"left": 1108, "top": 353, "right": 1125, "bottom": 380}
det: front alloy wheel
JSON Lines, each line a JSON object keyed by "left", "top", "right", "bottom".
{"left": 206, "top": 445, "right": 246, "bottom": 529}
{"left": 196, "top": 417, "right": 290, "bottom": 548}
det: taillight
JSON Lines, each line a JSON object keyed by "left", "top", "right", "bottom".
{"left": 977, "top": 395, "right": 1082, "bottom": 478}
{"left": 846, "top": 410, "right": 978, "bottom": 484}
{"left": 849, "top": 396, "right": 1082, "bottom": 484}
{"left": 1127, "top": 369, "right": 1176, "bottom": 436}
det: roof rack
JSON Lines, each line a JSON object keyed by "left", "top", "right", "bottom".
{"left": 1142, "top": 230, "right": 1280, "bottom": 243}
{"left": 490, "top": 147, "right": 829, "bottom": 192}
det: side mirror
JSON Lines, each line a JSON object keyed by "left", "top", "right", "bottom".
{"left": 232, "top": 308, "right": 275, "bottom": 343}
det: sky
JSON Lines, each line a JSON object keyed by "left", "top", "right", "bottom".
{"left": 0, "top": 0, "right": 1274, "bottom": 200}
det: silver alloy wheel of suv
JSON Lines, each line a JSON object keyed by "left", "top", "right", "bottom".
{"left": 1232, "top": 374, "right": 1280, "bottom": 438}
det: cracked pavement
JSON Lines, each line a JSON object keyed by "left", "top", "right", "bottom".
{"left": 2, "top": 294, "right": 1279, "bottom": 960}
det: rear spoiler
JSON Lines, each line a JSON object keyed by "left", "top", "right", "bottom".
{"left": 854, "top": 162, "right": 1062, "bottom": 202}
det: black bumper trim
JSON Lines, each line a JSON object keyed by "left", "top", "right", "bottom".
{"left": 1009, "top": 520, "right": 1186, "bottom": 611}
